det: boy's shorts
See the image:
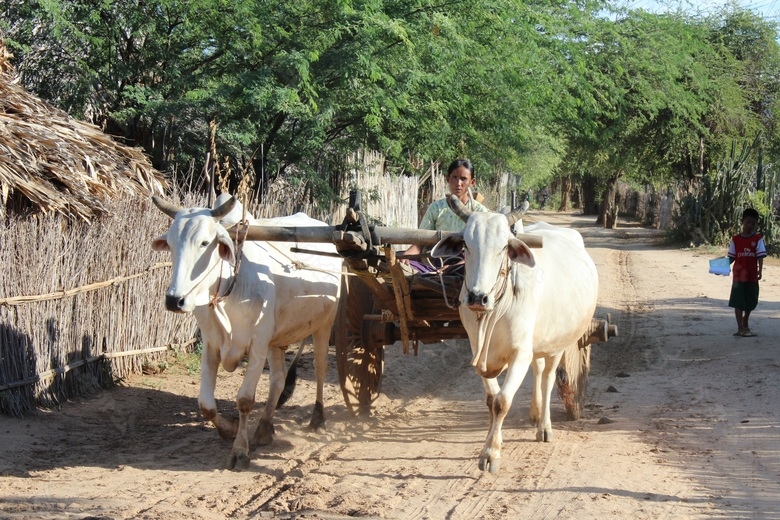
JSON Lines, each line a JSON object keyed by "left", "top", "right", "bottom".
{"left": 729, "top": 282, "right": 759, "bottom": 311}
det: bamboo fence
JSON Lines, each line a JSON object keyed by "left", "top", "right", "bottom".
{"left": 253, "top": 150, "right": 421, "bottom": 230}
{"left": 0, "top": 196, "right": 198, "bottom": 417}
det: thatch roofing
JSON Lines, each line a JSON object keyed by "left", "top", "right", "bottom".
{"left": 0, "top": 42, "right": 167, "bottom": 221}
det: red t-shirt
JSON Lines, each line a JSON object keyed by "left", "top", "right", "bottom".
{"left": 728, "top": 234, "right": 767, "bottom": 283}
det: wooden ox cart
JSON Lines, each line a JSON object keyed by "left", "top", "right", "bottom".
{"left": 229, "top": 192, "right": 617, "bottom": 420}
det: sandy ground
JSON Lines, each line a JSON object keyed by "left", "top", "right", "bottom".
{"left": 1, "top": 212, "right": 779, "bottom": 520}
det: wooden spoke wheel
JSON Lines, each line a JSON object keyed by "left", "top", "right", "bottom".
{"left": 335, "top": 274, "right": 385, "bottom": 416}
{"left": 556, "top": 344, "right": 591, "bottom": 420}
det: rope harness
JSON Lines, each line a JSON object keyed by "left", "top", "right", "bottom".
{"left": 208, "top": 215, "right": 342, "bottom": 307}
{"left": 426, "top": 254, "right": 465, "bottom": 310}
{"left": 485, "top": 253, "right": 512, "bottom": 312}
{"left": 209, "top": 218, "right": 250, "bottom": 307}
{"left": 180, "top": 257, "right": 225, "bottom": 307}
{"left": 438, "top": 268, "right": 460, "bottom": 310}
{"left": 470, "top": 253, "right": 512, "bottom": 374}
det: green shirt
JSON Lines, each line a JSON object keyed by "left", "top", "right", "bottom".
{"left": 419, "top": 197, "right": 489, "bottom": 232}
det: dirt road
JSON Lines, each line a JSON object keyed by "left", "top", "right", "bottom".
{"left": 2, "top": 212, "right": 779, "bottom": 519}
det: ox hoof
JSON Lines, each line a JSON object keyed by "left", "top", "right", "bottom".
{"left": 251, "top": 419, "right": 275, "bottom": 448}
{"left": 217, "top": 427, "right": 236, "bottom": 441}
{"left": 536, "top": 429, "right": 553, "bottom": 442}
{"left": 215, "top": 418, "right": 239, "bottom": 441}
{"left": 227, "top": 452, "right": 251, "bottom": 471}
{"left": 307, "top": 402, "right": 326, "bottom": 431}
{"left": 478, "top": 455, "right": 501, "bottom": 474}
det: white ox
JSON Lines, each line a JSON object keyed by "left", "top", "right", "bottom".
{"left": 431, "top": 195, "right": 598, "bottom": 473}
{"left": 151, "top": 195, "right": 342, "bottom": 470}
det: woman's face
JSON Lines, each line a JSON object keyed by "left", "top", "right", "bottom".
{"left": 447, "top": 166, "right": 476, "bottom": 203}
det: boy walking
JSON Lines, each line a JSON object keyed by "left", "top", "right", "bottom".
{"left": 728, "top": 208, "right": 766, "bottom": 337}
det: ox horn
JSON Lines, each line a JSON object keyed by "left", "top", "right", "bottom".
{"left": 505, "top": 200, "right": 530, "bottom": 227}
{"left": 211, "top": 196, "right": 237, "bottom": 219}
{"left": 152, "top": 196, "right": 183, "bottom": 219}
{"left": 446, "top": 194, "right": 473, "bottom": 223}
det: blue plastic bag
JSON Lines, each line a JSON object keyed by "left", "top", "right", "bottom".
{"left": 709, "top": 257, "right": 730, "bottom": 276}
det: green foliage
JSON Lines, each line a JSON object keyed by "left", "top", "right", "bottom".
{"left": 2, "top": 0, "right": 606, "bottom": 189}
{"left": 559, "top": 10, "right": 725, "bottom": 182}
{"left": 672, "top": 134, "right": 779, "bottom": 246}
{"left": 2, "top": 0, "right": 779, "bottom": 226}
{"left": 170, "top": 341, "right": 202, "bottom": 376}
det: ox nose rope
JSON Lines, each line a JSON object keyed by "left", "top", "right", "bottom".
{"left": 438, "top": 269, "right": 459, "bottom": 310}
{"left": 433, "top": 252, "right": 510, "bottom": 311}
{"left": 208, "top": 217, "right": 250, "bottom": 307}
{"left": 490, "top": 255, "right": 511, "bottom": 304}
{"left": 176, "top": 257, "right": 225, "bottom": 307}
{"left": 432, "top": 254, "right": 465, "bottom": 310}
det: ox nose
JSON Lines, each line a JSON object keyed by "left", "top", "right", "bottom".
{"left": 466, "top": 291, "right": 490, "bottom": 309}
{"left": 165, "top": 294, "right": 186, "bottom": 313}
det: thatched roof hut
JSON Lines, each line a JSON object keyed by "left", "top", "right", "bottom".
{"left": 0, "top": 41, "right": 166, "bottom": 221}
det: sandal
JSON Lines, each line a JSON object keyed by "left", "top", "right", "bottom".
{"left": 733, "top": 329, "right": 744, "bottom": 337}
{"left": 741, "top": 329, "right": 757, "bottom": 337}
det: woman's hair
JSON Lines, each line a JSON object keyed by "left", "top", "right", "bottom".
{"left": 447, "top": 159, "right": 475, "bottom": 179}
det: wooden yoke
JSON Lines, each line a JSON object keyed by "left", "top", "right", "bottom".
{"left": 227, "top": 224, "right": 543, "bottom": 250}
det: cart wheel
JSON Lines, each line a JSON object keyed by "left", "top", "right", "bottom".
{"left": 335, "top": 274, "right": 385, "bottom": 416}
{"left": 556, "top": 344, "right": 591, "bottom": 420}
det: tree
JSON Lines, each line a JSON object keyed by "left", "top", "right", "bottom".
{"left": 551, "top": 7, "right": 768, "bottom": 227}
{"left": 4, "top": 0, "right": 777, "bottom": 223}
{"left": 4, "top": 0, "right": 582, "bottom": 197}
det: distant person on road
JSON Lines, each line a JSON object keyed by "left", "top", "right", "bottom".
{"left": 539, "top": 187, "right": 549, "bottom": 209}
{"left": 403, "top": 159, "right": 488, "bottom": 271}
{"left": 728, "top": 208, "right": 766, "bottom": 337}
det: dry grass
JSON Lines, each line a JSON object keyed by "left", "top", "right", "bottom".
{"left": 0, "top": 69, "right": 167, "bottom": 221}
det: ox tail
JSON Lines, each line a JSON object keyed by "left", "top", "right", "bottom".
{"left": 277, "top": 342, "right": 305, "bottom": 408}
{"left": 556, "top": 343, "right": 591, "bottom": 420}
{"left": 555, "top": 366, "right": 575, "bottom": 413}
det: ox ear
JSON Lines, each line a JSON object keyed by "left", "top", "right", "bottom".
{"left": 507, "top": 237, "right": 535, "bottom": 268}
{"left": 152, "top": 234, "right": 170, "bottom": 252}
{"left": 215, "top": 228, "right": 236, "bottom": 266}
{"left": 431, "top": 233, "right": 465, "bottom": 258}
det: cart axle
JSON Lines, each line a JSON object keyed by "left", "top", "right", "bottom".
{"left": 577, "top": 315, "right": 618, "bottom": 349}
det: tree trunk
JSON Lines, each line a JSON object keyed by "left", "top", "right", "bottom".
{"left": 598, "top": 171, "right": 621, "bottom": 228}
{"left": 558, "top": 176, "right": 572, "bottom": 211}
{"left": 581, "top": 173, "right": 600, "bottom": 216}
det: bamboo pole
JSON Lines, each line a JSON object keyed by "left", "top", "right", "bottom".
{"left": 0, "top": 262, "right": 171, "bottom": 306}
{"left": 0, "top": 341, "right": 198, "bottom": 392}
